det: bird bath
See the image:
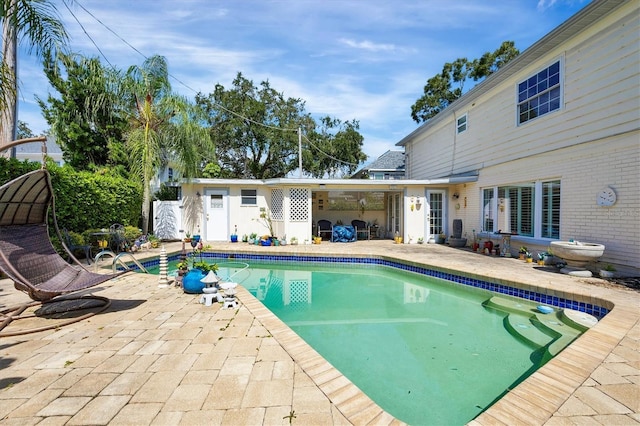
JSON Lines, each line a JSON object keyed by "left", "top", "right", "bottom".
{"left": 550, "top": 241, "right": 605, "bottom": 277}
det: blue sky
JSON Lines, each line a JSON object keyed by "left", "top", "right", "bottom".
{"left": 15, "top": 0, "right": 588, "bottom": 164}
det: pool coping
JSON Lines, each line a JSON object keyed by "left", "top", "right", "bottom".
{"left": 146, "top": 245, "right": 638, "bottom": 424}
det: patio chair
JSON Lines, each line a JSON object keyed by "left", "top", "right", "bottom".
{"left": 317, "top": 220, "right": 333, "bottom": 240}
{"left": 351, "top": 219, "right": 370, "bottom": 240}
{"left": 109, "top": 223, "right": 127, "bottom": 252}
{"left": 63, "top": 228, "right": 93, "bottom": 265}
{"left": 0, "top": 150, "right": 128, "bottom": 336}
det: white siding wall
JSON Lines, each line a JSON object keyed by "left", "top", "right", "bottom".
{"left": 408, "top": 4, "right": 638, "bottom": 180}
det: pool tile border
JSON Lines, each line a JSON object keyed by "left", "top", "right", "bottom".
{"left": 136, "top": 252, "right": 609, "bottom": 319}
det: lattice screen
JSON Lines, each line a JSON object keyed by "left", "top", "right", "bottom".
{"left": 289, "top": 188, "right": 309, "bottom": 221}
{"left": 271, "top": 189, "right": 284, "bottom": 221}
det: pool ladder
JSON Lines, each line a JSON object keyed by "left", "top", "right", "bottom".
{"left": 93, "top": 251, "right": 148, "bottom": 274}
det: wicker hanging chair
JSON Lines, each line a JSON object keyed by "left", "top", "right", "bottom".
{"left": 0, "top": 138, "right": 127, "bottom": 336}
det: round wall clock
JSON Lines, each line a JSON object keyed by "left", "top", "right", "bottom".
{"left": 596, "top": 187, "right": 616, "bottom": 206}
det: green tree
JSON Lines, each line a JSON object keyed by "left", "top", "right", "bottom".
{"left": 411, "top": 41, "right": 519, "bottom": 123}
{"left": 302, "top": 116, "right": 366, "bottom": 178}
{"left": 1, "top": 0, "right": 68, "bottom": 148}
{"left": 17, "top": 120, "right": 34, "bottom": 139}
{"left": 37, "top": 52, "right": 128, "bottom": 169}
{"left": 123, "top": 55, "right": 213, "bottom": 234}
{"left": 196, "top": 72, "right": 365, "bottom": 178}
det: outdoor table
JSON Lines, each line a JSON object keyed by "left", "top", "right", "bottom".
{"left": 91, "top": 230, "right": 116, "bottom": 261}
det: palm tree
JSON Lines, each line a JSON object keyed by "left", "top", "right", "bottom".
{"left": 1, "top": 0, "right": 68, "bottom": 151}
{"left": 124, "top": 55, "right": 213, "bottom": 234}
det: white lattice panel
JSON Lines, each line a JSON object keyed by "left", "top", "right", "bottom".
{"left": 289, "top": 188, "right": 309, "bottom": 221}
{"left": 271, "top": 189, "right": 284, "bottom": 220}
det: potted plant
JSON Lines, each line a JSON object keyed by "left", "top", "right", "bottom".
{"left": 525, "top": 251, "right": 533, "bottom": 263}
{"left": 242, "top": 234, "right": 248, "bottom": 243}
{"left": 176, "top": 260, "right": 189, "bottom": 277}
{"left": 248, "top": 232, "right": 257, "bottom": 244}
{"left": 148, "top": 234, "right": 160, "bottom": 248}
{"left": 599, "top": 264, "right": 616, "bottom": 278}
{"left": 437, "top": 233, "right": 446, "bottom": 244}
{"left": 290, "top": 236, "right": 298, "bottom": 245}
{"left": 417, "top": 237, "right": 424, "bottom": 244}
{"left": 230, "top": 225, "right": 238, "bottom": 243}
{"left": 519, "top": 246, "right": 528, "bottom": 260}
{"left": 184, "top": 231, "right": 192, "bottom": 243}
{"left": 193, "top": 260, "right": 218, "bottom": 274}
{"left": 537, "top": 252, "right": 547, "bottom": 265}
{"left": 260, "top": 235, "right": 272, "bottom": 246}
{"left": 254, "top": 208, "right": 275, "bottom": 239}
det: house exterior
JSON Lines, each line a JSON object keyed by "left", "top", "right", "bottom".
{"left": 162, "top": 0, "right": 638, "bottom": 274}
{"left": 351, "top": 150, "right": 405, "bottom": 180}
{"left": 154, "top": 175, "right": 472, "bottom": 244}
{"left": 13, "top": 136, "right": 64, "bottom": 165}
{"left": 397, "top": 0, "right": 639, "bottom": 274}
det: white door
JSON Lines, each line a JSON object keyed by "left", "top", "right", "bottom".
{"left": 426, "top": 190, "right": 446, "bottom": 240}
{"left": 204, "top": 189, "right": 229, "bottom": 241}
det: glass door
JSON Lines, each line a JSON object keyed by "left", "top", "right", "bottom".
{"left": 426, "top": 190, "right": 445, "bottom": 240}
{"left": 387, "top": 193, "right": 402, "bottom": 239}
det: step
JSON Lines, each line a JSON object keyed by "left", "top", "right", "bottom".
{"left": 504, "top": 313, "right": 554, "bottom": 349}
{"left": 483, "top": 296, "right": 539, "bottom": 316}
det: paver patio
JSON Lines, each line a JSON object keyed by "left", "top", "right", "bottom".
{"left": 0, "top": 241, "right": 638, "bottom": 425}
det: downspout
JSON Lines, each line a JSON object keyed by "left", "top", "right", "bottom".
{"left": 450, "top": 111, "right": 458, "bottom": 176}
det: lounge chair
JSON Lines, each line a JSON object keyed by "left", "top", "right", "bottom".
{"left": 0, "top": 164, "right": 127, "bottom": 337}
{"left": 351, "top": 220, "right": 370, "bottom": 240}
{"left": 317, "top": 220, "right": 333, "bottom": 240}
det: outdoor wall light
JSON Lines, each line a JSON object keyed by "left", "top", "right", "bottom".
{"left": 452, "top": 192, "right": 460, "bottom": 200}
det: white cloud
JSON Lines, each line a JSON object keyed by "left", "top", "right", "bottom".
{"left": 339, "top": 38, "right": 397, "bottom": 53}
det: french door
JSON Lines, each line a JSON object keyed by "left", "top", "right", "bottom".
{"left": 426, "top": 190, "right": 445, "bottom": 240}
{"left": 386, "top": 193, "right": 402, "bottom": 239}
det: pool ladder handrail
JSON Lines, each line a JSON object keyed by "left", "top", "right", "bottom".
{"left": 92, "top": 251, "right": 148, "bottom": 274}
{"left": 112, "top": 252, "right": 148, "bottom": 273}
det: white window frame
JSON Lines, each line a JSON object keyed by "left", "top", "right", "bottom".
{"left": 517, "top": 59, "right": 562, "bottom": 125}
{"left": 481, "top": 179, "right": 561, "bottom": 240}
{"left": 241, "top": 189, "right": 257, "bottom": 205}
{"left": 456, "top": 113, "right": 467, "bottom": 134}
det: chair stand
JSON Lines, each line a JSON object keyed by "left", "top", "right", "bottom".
{"left": 0, "top": 295, "right": 111, "bottom": 338}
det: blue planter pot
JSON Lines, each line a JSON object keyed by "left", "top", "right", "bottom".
{"left": 261, "top": 239, "right": 272, "bottom": 246}
{"left": 193, "top": 234, "right": 201, "bottom": 242}
{"left": 230, "top": 235, "right": 238, "bottom": 243}
{"left": 183, "top": 269, "right": 206, "bottom": 293}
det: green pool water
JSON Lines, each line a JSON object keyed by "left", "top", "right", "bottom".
{"left": 151, "top": 259, "right": 581, "bottom": 424}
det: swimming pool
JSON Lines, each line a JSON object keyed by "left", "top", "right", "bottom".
{"left": 142, "top": 254, "right": 605, "bottom": 424}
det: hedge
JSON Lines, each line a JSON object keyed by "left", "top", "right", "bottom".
{"left": 0, "top": 157, "right": 142, "bottom": 234}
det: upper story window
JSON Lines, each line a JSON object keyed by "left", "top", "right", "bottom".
{"left": 456, "top": 114, "right": 467, "bottom": 134}
{"left": 241, "top": 189, "right": 257, "bottom": 205}
{"left": 517, "top": 60, "right": 561, "bottom": 125}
